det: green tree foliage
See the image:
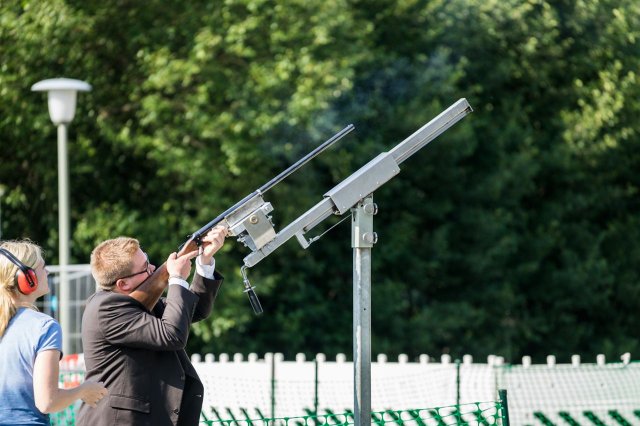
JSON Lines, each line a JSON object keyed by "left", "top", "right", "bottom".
{"left": 0, "top": 0, "right": 639, "bottom": 363}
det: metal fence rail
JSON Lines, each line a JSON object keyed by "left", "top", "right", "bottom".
{"left": 41, "top": 265, "right": 95, "bottom": 354}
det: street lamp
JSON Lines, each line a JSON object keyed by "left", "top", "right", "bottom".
{"left": 32, "top": 78, "right": 91, "bottom": 355}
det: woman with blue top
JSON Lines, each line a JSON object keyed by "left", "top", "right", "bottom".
{"left": 0, "top": 240, "right": 107, "bottom": 425}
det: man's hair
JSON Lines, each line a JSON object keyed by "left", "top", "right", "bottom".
{"left": 91, "top": 237, "right": 140, "bottom": 290}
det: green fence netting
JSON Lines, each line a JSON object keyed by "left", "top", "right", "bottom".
{"left": 51, "top": 401, "right": 507, "bottom": 426}
{"left": 200, "top": 401, "right": 506, "bottom": 425}
{"left": 51, "top": 372, "right": 507, "bottom": 425}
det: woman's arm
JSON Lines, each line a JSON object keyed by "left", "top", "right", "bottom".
{"left": 33, "top": 349, "right": 107, "bottom": 414}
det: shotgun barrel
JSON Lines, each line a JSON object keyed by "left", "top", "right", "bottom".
{"left": 188, "top": 124, "right": 355, "bottom": 244}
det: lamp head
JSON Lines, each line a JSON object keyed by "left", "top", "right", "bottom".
{"left": 31, "top": 78, "right": 92, "bottom": 125}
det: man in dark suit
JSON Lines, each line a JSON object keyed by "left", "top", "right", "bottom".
{"left": 77, "top": 227, "right": 227, "bottom": 426}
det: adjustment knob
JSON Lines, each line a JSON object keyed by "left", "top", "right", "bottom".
{"left": 363, "top": 203, "right": 378, "bottom": 215}
{"left": 363, "top": 232, "right": 378, "bottom": 244}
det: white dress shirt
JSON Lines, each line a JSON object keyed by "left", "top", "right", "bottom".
{"left": 168, "top": 256, "right": 216, "bottom": 289}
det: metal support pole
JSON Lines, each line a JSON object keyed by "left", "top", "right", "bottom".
{"left": 57, "top": 123, "right": 71, "bottom": 355}
{"left": 456, "top": 359, "right": 461, "bottom": 407}
{"left": 352, "top": 194, "right": 377, "bottom": 426}
{"left": 498, "top": 389, "right": 510, "bottom": 426}
{"left": 455, "top": 359, "right": 462, "bottom": 423}
{"left": 314, "top": 357, "right": 319, "bottom": 416}
{"left": 0, "top": 185, "right": 5, "bottom": 240}
{"left": 270, "top": 353, "right": 276, "bottom": 419}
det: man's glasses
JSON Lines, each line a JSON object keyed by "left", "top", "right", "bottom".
{"left": 112, "top": 253, "right": 152, "bottom": 284}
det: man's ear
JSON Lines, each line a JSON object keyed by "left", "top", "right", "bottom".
{"left": 115, "top": 279, "right": 131, "bottom": 294}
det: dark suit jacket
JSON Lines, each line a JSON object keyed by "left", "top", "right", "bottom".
{"left": 77, "top": 272, "right": 223, "bottom": 426}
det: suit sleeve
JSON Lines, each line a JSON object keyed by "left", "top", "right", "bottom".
{"left": 190, "top": 270, "right": 223, "bottom": 323}
{"left": 100, "top": 285, "right": 199, "bottom": 350}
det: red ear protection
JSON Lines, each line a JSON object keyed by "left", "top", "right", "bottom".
{"left": 0, "top": 248, "right": 39, "bottom": 295}
{"left": 16, "top": 269, "right": 38, "bottom": 295}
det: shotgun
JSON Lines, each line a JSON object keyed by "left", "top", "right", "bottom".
{"left": 129, "top": 124, "right": 355, "bottom": 311}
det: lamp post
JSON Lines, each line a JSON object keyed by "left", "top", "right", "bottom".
{"left": 32, "top": 78, "right": 91, "bottom": 355}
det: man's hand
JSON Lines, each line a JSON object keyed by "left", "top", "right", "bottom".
{"left": 166, "top": 249, "right": 199, "bottom": 280}
{"left": 200, "top": 225, "right": 228, "bottom": 265}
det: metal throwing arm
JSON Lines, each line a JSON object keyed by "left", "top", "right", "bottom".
{"left": 242, "top": 98, "right": 473, "bottom": 270}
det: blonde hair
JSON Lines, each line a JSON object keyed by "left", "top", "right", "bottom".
{"left": 91, "top": 237, "right": 140, "bottom": 290}
{"left": 0, "top": 240, "right": 44, "bottom": 338}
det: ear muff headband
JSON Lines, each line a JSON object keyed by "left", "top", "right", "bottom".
{"left": 0, "top": 248, "right": 38, "bottom": 295}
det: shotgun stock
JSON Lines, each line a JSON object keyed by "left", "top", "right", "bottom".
{"left": 129, "top": 238, "right": 199, "bottom": 311}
